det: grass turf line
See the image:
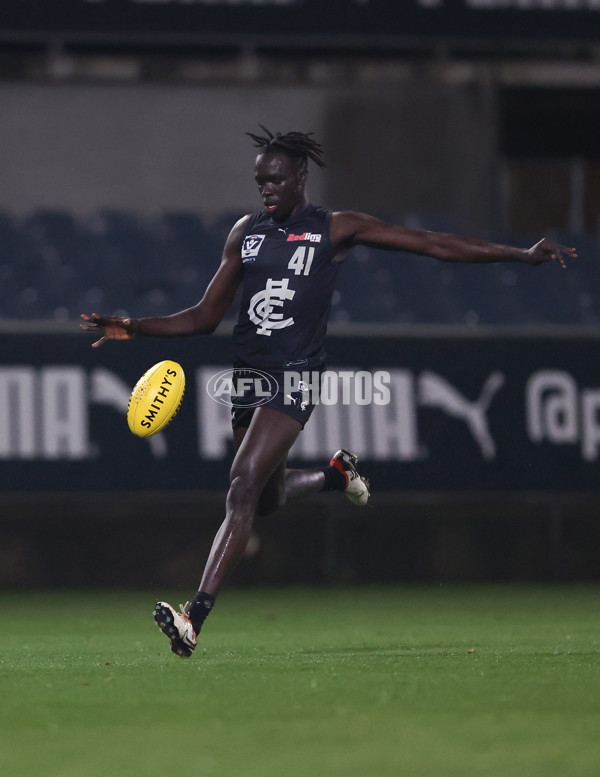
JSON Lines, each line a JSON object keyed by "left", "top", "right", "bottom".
{"left": 1, "top": 585, "right": 599, "bottom": 777}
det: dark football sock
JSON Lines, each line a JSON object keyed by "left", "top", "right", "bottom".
{"left": 320, "top": 464, "right": 347, "bottom": 492}
{"left": 188, "top": 591, "right": 216, "bottom": 635}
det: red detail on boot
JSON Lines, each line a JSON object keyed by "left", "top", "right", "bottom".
{"left": 329, "top": 457, "right": 349, "bottom": 487}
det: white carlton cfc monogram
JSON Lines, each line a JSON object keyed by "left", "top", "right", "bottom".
{"left": 248, "top": 278, "right": 296, "bottom": 336}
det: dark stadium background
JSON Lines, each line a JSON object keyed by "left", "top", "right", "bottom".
{"left": 1, "top": 0, "right": 600, "bottom": 587}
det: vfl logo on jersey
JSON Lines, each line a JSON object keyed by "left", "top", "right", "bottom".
{"left": 286, "top": 232, "right": 322, "bottom": 243}
{"left": 242, "top": 234, "right": 266, "bottom": 262}
{"left": 248, "top": 278, "right": 295, "bottom": 336}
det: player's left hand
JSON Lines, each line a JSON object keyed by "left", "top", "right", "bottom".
{"left": 526, "top": 238, "right": 577, "bottom": 269}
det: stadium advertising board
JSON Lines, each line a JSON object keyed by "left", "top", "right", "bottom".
{"left": 0, "top": 330, "right": 598, "bottom": 493}
{"left": 1, "top": 0, "right": 600, "bottom": 42}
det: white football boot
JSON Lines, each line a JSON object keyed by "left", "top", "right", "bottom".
{"left": 153, "top": 601, "right": 197, "bottom": 658}
{"left": 330, "top": 449, "right": 370, "bottom": 507}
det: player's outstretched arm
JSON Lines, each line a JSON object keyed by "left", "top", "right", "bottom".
{"left": 330, "top": 211, "right": 577, "bottom": 268}
{"left": 80, "top": 216, "right": 249, "bottom": 347}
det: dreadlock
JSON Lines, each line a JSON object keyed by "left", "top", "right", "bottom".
{"left": 246, "top": 125, "right": 326, "bottom": 169}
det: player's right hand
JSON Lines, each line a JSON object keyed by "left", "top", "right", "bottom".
{"left": 80, "top": 313, "right": 136, "bottom": 348}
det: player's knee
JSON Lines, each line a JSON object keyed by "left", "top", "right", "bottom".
{"left": 227, "top": 472, "right": 261, "bottom": 517}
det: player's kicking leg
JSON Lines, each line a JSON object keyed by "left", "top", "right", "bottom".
{"left": 154, "top": 408, "right": 302, "bottom": 657}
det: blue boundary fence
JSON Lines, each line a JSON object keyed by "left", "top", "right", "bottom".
{"left": 2, "top": 325, "right": 599, "bottom": 494}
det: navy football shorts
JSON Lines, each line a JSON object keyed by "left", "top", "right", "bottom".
{"left": 231, "top": 366, "right": 323, "bottom": 431}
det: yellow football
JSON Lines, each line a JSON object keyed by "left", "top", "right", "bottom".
{"left": 127, "top": 360, "right": 185, "bottom": 437}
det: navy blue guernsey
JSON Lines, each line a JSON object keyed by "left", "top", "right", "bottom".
{"left": 233, "top": 204, "right": 341, "bottom": 370}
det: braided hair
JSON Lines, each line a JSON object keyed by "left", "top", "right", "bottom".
{"left": 246, "top": 125, "right": 326, "bottom": 169}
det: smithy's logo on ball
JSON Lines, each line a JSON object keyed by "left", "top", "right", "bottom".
{"left": 206, "top": 368, "right": 278, "bottom": 408}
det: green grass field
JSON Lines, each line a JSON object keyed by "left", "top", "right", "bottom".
{"left": 1, "top": 585, "right": 599, "bottom": 777}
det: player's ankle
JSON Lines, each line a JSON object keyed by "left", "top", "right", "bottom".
{"left": 320, "top": 464, "right": 347, "bottom": 492}
{"left": 188, "top": 591, "right": 216, "bottom": 634}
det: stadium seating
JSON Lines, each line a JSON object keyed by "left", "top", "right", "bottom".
{"left": 0, "top": 209, "right": 598, "bottom": 325}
